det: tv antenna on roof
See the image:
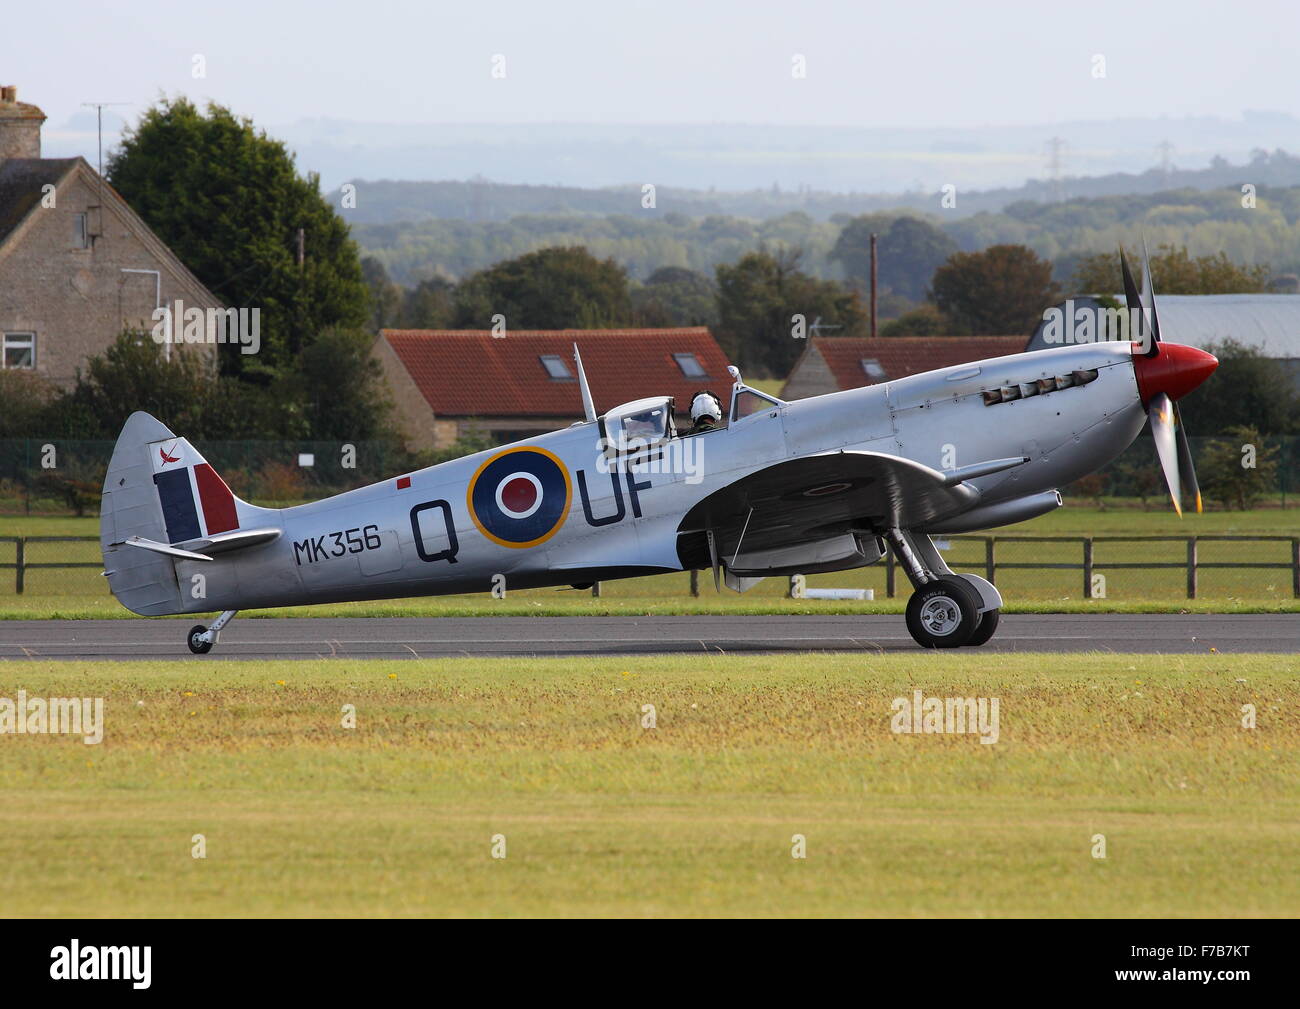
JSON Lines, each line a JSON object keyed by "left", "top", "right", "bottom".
{"left": 809, "top": 316, "right": 842, "bottom": 336}
{"left": 80, "top": 102, "right": 130, "bottom": 244}
{"left": 81, "top": 102, "right": 130, "bottom": 179}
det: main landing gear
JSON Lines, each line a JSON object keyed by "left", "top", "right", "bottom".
{"left": 885, "top": 529, "right": 1001, "bottom": 649}
{"left": 187, "top": 609, "right": 238, "bottom": 655}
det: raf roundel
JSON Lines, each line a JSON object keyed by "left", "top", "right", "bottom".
{"left": 467, "top": 447, "right": 572, "bottom": 548}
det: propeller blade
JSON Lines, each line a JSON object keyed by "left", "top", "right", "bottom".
{"left": 1172, "top": 400, "right": 1203, "bottom": 514}
{"left": 1119, "top": 248, "right": 1155, "bottom": 355}
{"left": 1139, "top": 236, "right": 1162, "bottom": 354}
{"left": 1120, "top": 248, "right": 1143, "bottom": 312}
{"left": 1148, "top": 391, "right": 1182, "bottom": 516}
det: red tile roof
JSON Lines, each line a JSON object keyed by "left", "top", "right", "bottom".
{"left": 813, "top": 336, "right": 1029, "bottom": 389}
{"left": 381, "top": 328, "right": 731, "bottom": 418}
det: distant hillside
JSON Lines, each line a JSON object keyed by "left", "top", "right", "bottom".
{"left": 332, "top": 150, "right": 1300, "bottom": 225}
{"left": 354, "top": 183, "right": 1300, "bottom": 288}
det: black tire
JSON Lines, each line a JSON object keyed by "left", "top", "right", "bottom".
{"left": 905, "top": 577, "right": 982, "bottom": 648}
{"left": 187, "top": 625, "right": 213, "bottom": 655}
{"left": 964, "top": 607, "right": 1000, "bottom": 647}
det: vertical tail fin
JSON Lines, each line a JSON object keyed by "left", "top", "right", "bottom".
{"left": 100, "top": 412, "right": 247, "bottom": 615}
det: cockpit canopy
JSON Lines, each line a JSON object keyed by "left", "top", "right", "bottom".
{"left": 602, "top": 396, "right": 675, "bottom": 453}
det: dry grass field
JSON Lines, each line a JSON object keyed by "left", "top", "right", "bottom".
{"left": 0, "top": 652, "right": 1295, "bottom": 917}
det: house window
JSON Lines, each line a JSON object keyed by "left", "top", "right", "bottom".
{"left": 861, "top": 358, "right": 886, "bottom": 381}
{"left": 673, "top": 352, "right": 707, "bottom": 378}
{"left": 539, "top": 354, "right": 572, "bottom": 379}
{"left": 2, "top": 332, "right": 36, "bottom": 369}
{"left": 73, "top": 213, "right": 89, "bottom": 249}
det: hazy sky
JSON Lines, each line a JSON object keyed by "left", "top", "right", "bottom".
{"left": 7, "top": 0, "right": 1299, "bottom": 133}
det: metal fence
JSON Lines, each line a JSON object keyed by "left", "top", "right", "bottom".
{"left": 5, "top": 534, "right": 1298, "bottom": 601}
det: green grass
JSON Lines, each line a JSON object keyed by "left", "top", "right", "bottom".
{"left": 0, "top": 653, "right": 1295, "bottom": 917}
{"left": 3, "top": 507, "right": 1297, "bottom": 618}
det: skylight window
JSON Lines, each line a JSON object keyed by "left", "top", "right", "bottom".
{"left": 540, "top": 354, "right": 572, "bottom": 379}
{"left": 861, "top": 358, "right": 886, "bottom": 381}
{"left": 673, "top": 352, "right": 707, "bottom": 378}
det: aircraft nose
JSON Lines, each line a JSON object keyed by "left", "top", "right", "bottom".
{"left": 1132, "top": 342, "right": 1219, "bottom": 404}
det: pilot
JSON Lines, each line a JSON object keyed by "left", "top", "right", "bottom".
{"left": 687, "top": 390, "right": 724, "bottom": 434}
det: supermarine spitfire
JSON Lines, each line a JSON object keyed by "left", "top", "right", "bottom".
{"left": 100, "top": 249, "right": 1216, "bottom": 651}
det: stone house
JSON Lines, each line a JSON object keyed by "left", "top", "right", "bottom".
{"left": 0, "top": 85, "right": 221, "bottom": 386}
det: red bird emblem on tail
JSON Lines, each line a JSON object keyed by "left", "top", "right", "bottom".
{"left": 159, "top": 441, "right": 181, "bottom": 465}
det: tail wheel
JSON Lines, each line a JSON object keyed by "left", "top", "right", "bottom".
{"left": 965, "top": 607, "right": 1001, "bottom": 647}
{"left": 905, "top": 576, "right": 981, "bottom": 648}
{"left": 187, "top": 625, "right": 213, "bottom": 655}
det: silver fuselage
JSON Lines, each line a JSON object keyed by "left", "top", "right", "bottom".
{"left": 169, "top": 342, "right": 1146, "bottom": 612}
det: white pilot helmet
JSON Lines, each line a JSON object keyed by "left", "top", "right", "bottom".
{"left": 690, "top": 391, "right": 723, "bottom": 423}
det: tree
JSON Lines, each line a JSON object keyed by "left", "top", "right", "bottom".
{"left": 880, "top": 304, "right": 954, "bottom": 337}
{"left": 402, "top": 276, "right": 456, "bottom": 329}
{"left": 452, "top": 246, "right": 632, "bottom": 328}
{"left": 362, "top": 257, "right": 405, "bottom": 331}
{"left": 1178, "top": 340, "right": 1297, "bottom": 436}
{"left": 831, "top": 215, "right": 958, "bottom": 302}
{"left": 715, "top": 248, "right": 864, "bottom": 376}
{"left": 108, "top": 97, "right": 369, "bottom": 378}
{"left": 0, "top": 370, "right": 59, "bottom": 437}
{"left": 53, "top": 333, "right": 307, "bottom": 440}
{"left": 931, "top": 245, "right": 1061, "bottom": 335}
{"left": 1070, "top": 244, "right": 1271, "bottom": 295}
{"left": 296, "top": 327, "right": 393, "bottom": 440}
{"left": 1200, "top": 425, "right": 1279, "bottom": 509}
{"left": 62, "top": 333, "right": 217, "bottom": 437}
{"left": 631, "top": 267, "right": 718, "bottom": 328}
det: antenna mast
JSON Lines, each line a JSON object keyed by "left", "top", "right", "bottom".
{"left": 80, "top": 101, "right": 129, "bottom": 241}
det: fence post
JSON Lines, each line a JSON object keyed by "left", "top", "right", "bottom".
{"left": 985, "top": 537, "right": 995, "bottom": 584}
{"left": 591, "top": 582, "right": 601, "bottom": 598}
{"left": 15, "top": 537, "right": 24, "bottom": 594}
{"left": 689, "top": 569, "right": 699, "bottom": 597}
{"left": 1082, "top": 537, "right": 1093, "bottom": 599}
{"left": 1292, "top": 539, "right": 1299, "bottom": 599}
{"left": 886, "top": 547, "right": 896, "bottom": 598}
{"left": 1186, "top": 537, "right": 1198, "bottom": 599}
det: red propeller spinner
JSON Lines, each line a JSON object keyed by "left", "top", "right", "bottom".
{"left": 1131, "top": 342, "right": 1219, "bottom": 406}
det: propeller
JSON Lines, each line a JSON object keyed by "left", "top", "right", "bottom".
{"left": 1119, "top": 246, "right": 1159, "bottom": 356}
{"left": 1147, "top": 391, "right": 1182, "bottom": 516}
{"left": 1120, "top": 243, "right": 1215, "bottom": 514}
{"left": 1172, "top": 400, "right": 1203, "bottom": 514}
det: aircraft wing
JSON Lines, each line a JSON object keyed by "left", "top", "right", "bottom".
{"left": 678, "top": 450, "right": 981, "bottom": 567}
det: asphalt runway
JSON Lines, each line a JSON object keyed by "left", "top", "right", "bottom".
{"left": 1, "top": 614, "right": 1297, "bottom": 660}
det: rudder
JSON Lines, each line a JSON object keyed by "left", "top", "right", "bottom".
{"left": 100, "top": 412, "right": 246, "bottom": 615}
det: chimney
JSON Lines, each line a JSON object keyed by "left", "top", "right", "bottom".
{"left": 0, "top": 86, "right": 46, "bottom": 160}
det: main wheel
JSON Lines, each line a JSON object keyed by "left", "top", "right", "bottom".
{"left": 905, "top": 577, "right": 981, "bottom": 648}
{"left": 187, "top": 625, "right": 213, "bottom": 655}
{"left": 964, "top": 607, "right": 1000, "bottom": 647}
